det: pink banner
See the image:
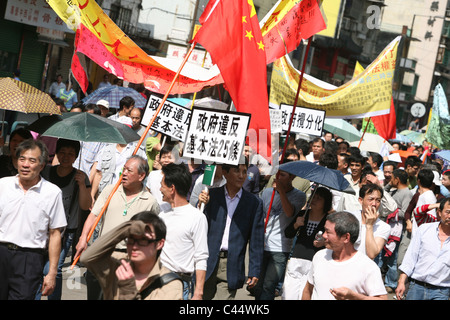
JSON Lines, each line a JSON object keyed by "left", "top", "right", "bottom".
{"left": 75, "top": 24, "right": 223, "bottom": 94}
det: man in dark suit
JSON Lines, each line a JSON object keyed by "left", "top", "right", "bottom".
{"left": 203, "top": 160, "right": 265, "bottom": 300}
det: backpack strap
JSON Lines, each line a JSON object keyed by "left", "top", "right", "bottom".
{"left": 138, "top": 272, "right": 182, "bottom": 300}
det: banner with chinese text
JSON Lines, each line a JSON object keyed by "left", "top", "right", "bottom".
{"left": 269, "top": 36, "right": 400, "bottom": 118}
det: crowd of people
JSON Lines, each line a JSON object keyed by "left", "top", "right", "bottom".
{"left": 0, "top": 90, "right": 449, "bottom": 301}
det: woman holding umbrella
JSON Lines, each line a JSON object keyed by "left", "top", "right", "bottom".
{"left": 282, "top": 187, "right": 333, "bottom": 300}
{"left": 0, "top": 128, "right": 33, "bottom": 178}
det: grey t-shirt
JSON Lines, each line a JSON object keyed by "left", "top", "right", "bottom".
{"left": 261, "top": 187, "right": 306, "bottom": 252}
{"left": 390, "top": 187, "right": 413, "bottom": 220}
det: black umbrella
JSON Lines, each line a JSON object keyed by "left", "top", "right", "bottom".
{"left": 279, "top": 160, "right": 355, "bottom": 194}
{"left": 27, "top": 112, "right": 140, "bottom": 144}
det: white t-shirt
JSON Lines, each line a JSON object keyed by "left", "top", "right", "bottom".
{"left": 146, "top": 169, "right": 171, "bottom": 212}
{"left": 412, "top": 189, "right": 437, "bottom": 238}
{"left": 159, "top": 204, "right": 209, "bottom": 273}
{"left": 307, "top": 249, "right": 387, "bottom": 300}
{"left": 0, "top": 176, "right": 67, "bottom": 248}
{"left": 349, "top": 211, "right": 391, "bottom": 256}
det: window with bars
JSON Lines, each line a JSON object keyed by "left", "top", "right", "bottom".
{"left": 109, "top": 5, "right": 133, "bottom": 33}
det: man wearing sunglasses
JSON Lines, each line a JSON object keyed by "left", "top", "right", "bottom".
{"left": 80, "top": 212, "right": 183, "bottom": 299}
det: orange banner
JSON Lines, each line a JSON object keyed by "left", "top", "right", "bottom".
{"left": 48, "top": 0, "right": 223, "bottom": 94}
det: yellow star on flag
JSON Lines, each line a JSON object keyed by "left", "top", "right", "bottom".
{"left": 245, "top": 30, "right": 254, "bottom": 41}
{"left": 257, "top": 41, "right": 265, "bottom": 50}
{"left": 242, "top": 16, "right": 247, "bottom": 23}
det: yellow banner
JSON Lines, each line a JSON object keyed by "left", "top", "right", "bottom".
{"left": 269, "top": 36, "right": 400, "bottom": 118}
{"left": 317, "top": 0, "right": 342, "bottom": 38}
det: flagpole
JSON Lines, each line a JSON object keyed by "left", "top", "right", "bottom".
{"left": 71, "top": 42, "right": 199, "bottom": 269}
{"left": 264, "top": 38, "right": 312, "bottom": 232}
{"left": 358, "top": 117, "right": 372, "bottom": 148}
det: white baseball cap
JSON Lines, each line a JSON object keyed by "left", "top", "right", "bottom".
{"left": 97, "top": 99, "right": 110, "bottom": 109}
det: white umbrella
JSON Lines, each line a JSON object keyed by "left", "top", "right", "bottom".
{"left": 181, "top": 96, "right": 229, "bottom": 110}
{"left": 349, "top": 132, "right": 394, "bottom": 153}
{"left": 323, "top": 118, "right": 361, "bottom": 142}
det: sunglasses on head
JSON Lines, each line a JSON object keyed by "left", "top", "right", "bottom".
{"left": 126, "top": 237, "right": 160, "bottom": 246}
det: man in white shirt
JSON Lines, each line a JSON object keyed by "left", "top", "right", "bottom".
{"left": 48, "top": 74, "right": 65, "bottom": 98}
{"left": 338, "top": 171, "right": 398, "bottom": 220}
{"left": 344, "top": 153, "right": 366, "bottom": 191}
{"left": 0, "top": 139, "right": 67, "bottom": 299}
{"left": 367, "top": 152, "right": 385, "bottom": 184}
{"left": 302, "top": 211, "right": 387, "bottom": 300}
{"left": 396, "top": 198, "right": 450, "bottom": 300}
{"left": 306, "top": 138, "right": 325, "bottom": 164}
{"left": 108, "top": 96, "right": 134, "bottom": 121}
{"left": 97, "top": 74, "right": 112, "bottom": 89}
{"left": 351, "top": 184, "right": 391, "bottom": 259}
{"left": 159, "top": 163, "right": 209, "bottom": 300}
{"left": 412, "top": 169, "right": 437, "bottom": 238}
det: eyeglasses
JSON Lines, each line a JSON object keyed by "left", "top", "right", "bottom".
{"left": 126, "top": 237, "right": 160, "bottom": 247}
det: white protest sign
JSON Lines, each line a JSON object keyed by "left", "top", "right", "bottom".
{"left": 142, "top": 95, "right": 191, "bottom": 141}
{"left": 280, "top": 104, "right": 326, "bottom": 137}
{"left": 269, "top": 108, "right": 282, "bottom": 134}
{"left": 183, "top": 107, "right": 251, "bottom": 165}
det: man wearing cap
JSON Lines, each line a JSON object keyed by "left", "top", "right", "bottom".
{"left": 96, "top": 99, "right": 110, "bottom": 117}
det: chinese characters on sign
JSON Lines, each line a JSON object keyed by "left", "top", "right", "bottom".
{"left": 166, "top": 44, "right": 213, "bottom": 69}
{"left": 183, "top": 107, "right": 251, "bottom": 165}
{"left": 142, "top": 95, "right": 191, "bottom": 142}
{"left": 269, "top": 37, "right": 400, "bottom": 119}
{"left": 269, "top": 108, "right": 282, "bottom": 134}
{"left": 5, "top": 0, "right": 73, "bottom": 33}
{"left": 280, "top": 104, "right": 326, "bottom": 137}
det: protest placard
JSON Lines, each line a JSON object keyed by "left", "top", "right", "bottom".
{"left": 269, "top": 108, "right": 283, "bottom": 134}
{"left": 183, "top": 107, "right": 251, "bottom": 165}
{"left": 280, "top": 104, "right": 326, "bottom": 137}
{"left": 142, "top": 95, "right": 191, "bottom": 142}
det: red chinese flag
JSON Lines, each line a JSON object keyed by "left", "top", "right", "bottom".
{"left": 194, "top": 0, "right": 272, "bottom": 162}
{"left": 371, "top": 98, "right": 396, "bottom": 141}
{"left": 261, "top": 0, "right": 327, "bottom": 64}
